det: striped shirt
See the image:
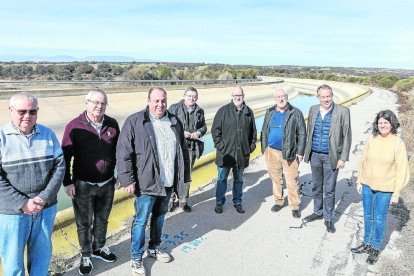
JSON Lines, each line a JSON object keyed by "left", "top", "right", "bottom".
{"left": 149, "top": 113, "right": 177, "bottom": 187}
{"left": 0, "top": 122, "right": 65, "bottom": 214}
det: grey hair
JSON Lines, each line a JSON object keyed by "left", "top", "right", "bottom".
{"left": 184, "top": 87, "right": 198, "bottom": 96}
{"left": 10, "top": 92, "right": 38, "bottom": 108}
{"left": 273, "top": 87, "right": 288, "bottom": 98}
{"left": 317, "top": 84, "right": 333, "bottom": 96}
{"left": 85, "top": 89, "right": 108, "bottom": 103}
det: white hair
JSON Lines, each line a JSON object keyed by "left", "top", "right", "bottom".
{"left": 9, "top": 92, "right": 38, "bottom": 107}
{"left": 273, "top": 87, "right": 288, "bottom": 98}
{"left": 85, "top": 89, "right": 108, "bottom": 103}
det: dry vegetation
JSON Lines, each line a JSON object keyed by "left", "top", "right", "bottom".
{"left": 379, "top": 89, "right": 414, "bottom": 274}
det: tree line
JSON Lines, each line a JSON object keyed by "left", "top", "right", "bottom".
{"left": 0, "top": 62, "right": 259, "bottom": 81}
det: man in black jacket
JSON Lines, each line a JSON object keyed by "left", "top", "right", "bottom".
{"left": 260, "top": 88, "right": 306, "bottom": 218}
{"left": 168, "top": 87, "right": 207, "bottom": 212}
{"left": 212, "top": 86, "right": 257, "bottom": 214}
{"left": 116, "top": 87, "right": 190, "bottom": 276}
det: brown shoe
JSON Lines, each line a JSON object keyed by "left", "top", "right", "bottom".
{"left": 234, "top": 204, "right": 245, "bottom": 214}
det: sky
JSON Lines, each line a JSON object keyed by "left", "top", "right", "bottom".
{"left": 0, "top": 0, "right": 413, "bottom": 69}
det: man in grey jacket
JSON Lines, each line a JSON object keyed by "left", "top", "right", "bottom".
{"left": 260, "top": 88, "right": 306, "bottom": 218}
{"left": 0, "top": 92, "right": 65, "bottom": 275}
{"left": 116, "top": 87, "right": 190, "bottom": 276}
{"left": 168, "top": 87, "right": 207, "bottom": 212}
{"left": 303, "top": 84, "right": 352, "bottom": 233}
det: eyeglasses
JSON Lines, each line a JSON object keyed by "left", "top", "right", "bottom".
{"left": 88, "top": 100, "right": 108, "bottom": 106}
{"left": 233, "top": 94, "right": 244, "bottom": 98}
{"left": 11, "top": 106, "right": 38, "bottom": 116}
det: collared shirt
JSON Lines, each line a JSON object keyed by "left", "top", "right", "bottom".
{"left": 149, "top": 112, "right": 177, "bottom": 188}
{"left": 85, "top": 113, "right": 104, "bottom": 137}
{"left": 319, "top": 103, "right": 334, "bottom": 120}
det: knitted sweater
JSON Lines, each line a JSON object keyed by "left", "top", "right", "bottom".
{"left": 0, "top": 123, "right": 65, "bottom": 214}
{"left": 357, "top": 134, "right": 410, "bottom": 197}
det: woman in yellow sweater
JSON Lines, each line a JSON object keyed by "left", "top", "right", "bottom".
{"left": 351, "top": 110, "right": 410, "bottom": 265}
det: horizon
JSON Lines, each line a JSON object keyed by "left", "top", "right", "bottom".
{"left": 1, "top": 0, "right": 413, "bottom": 70}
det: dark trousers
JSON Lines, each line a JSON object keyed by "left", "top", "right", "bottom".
{"left": 310, "top": 152, "right": 339, "bottom": 221}
{"left": 73, "top": 180, "right": 115, "bottom": 256}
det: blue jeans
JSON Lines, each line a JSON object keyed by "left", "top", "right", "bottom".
{"left": 215, "top": 166, "right": 244, "bottom": 206}
{"left": 310, "top": 152, "right": 339, "bottom": 221}
{"left": 0, "top": 204, "right": 57, "bottom": 276}
{"left": 362, "top": 184, "right": 392, "bottom": 250}
{"left": 131, "top": 187, "right": 172, "bottom": 260}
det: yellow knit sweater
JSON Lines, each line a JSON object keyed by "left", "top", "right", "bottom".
{"left": 357, "top": 134, "right": 410, "bottom": 197}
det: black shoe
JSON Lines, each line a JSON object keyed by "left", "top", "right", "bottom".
{"left": 92, "top": 246, "right": 117, "bottom": 262}
{"left": 271, "top": 205, "right": 283, "bottom": 212}
{"left": 214, "top": 204, "right": 223, "bottom": 214}
{"left": 324, "top": 221, "right": 336, "bottom": 233}
{"left": 181, "top": 204, "right": 192, "bottom": 212}
{"left": 79, "top": 257, "right": 93, "bottom": 275}
{"left": 366, "top": 248, "right": 379, "bottom": 265}
{"left": 292, "top": 210, "right": 301, "bottom": 218}
{"left": 304, "top": 213, "right": 323, "bottom": 222}
{"left": 169, "top": 201, "right": 179, "bottom": 212}
{"left": 234, "top": 204, "right": 245, "bottom": 214}
{"left": 351, "top": 243, "right": 372, "bottom": 254}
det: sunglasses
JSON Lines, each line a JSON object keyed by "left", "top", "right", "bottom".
{"left": 11, "top": 106, "right": 38, "bottom": 116}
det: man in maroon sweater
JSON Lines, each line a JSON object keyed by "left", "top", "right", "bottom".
{"left": 62, "top": 89, "right": 119, "bottom": 275}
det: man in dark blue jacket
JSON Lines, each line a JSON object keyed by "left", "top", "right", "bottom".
{"left": 260, "top": 88, "right": 306, "bottom": 218}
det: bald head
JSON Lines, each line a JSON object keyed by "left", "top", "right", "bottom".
{"left": 231, "top": 86, "right": 245, "bottom": 109}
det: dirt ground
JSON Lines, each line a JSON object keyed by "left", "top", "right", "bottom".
{"left": 377, "top": 89, "right": 414, "bottom": 275}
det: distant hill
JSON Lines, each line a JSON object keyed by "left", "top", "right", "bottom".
{"left": 0, "top": 55, "right": 158, "bottom": 62}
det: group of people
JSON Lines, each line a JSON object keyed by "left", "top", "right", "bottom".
{"left": 0, "top": 83, "right": 409, "bottom": 276}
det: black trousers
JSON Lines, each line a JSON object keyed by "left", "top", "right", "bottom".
{"left": 72, "top": 180, "right": 115, "bottom": 256}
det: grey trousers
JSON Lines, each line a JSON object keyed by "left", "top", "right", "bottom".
{"left": 72, "top": 180, "right": 115, "bottom": 256}
{"left": 310, "top": 152, "right": 339, "bottom": 221}
{"left": 171, "top": 150, "right": 196, "bottom": 205}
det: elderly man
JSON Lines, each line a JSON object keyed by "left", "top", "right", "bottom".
{"left": 62, "top": 89, "right": 119, "bottom": 275}
{"left": 303, "top": 84, "right": 352, "bottom": 233}
{"left": 212, "top": 86, "right": 257, "bottom": 214}
{"left": 260, "top": 88, "right": 306, "bottom": 218}
{"left": 0, "top": 92, "right": 65, "bottom": 275}
{"left": 117, "top": 87, "right": 190, "bottom": 275}
{"left": 168, "top": 87, "right": 207, "bottom": 212}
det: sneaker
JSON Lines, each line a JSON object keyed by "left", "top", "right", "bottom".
{"left": 214, "top": 204, "right": 223, "bottom": 214}
{"left": 131, "top": 259, "right": 146, "bottom": 275}
{"left": 92, "top": 246, "right": 117, "bottom": 262}
{"left": 147, "top": 248, "right": 171, "bottom": 263}
{"left": 79, "top": 257, "right": 93, "bottom": 275}
{"left": 366, "top": 248, "right": 379, "bottom": 265}
{"left": 271, "top": 204, "right": 283, "bottom": 212}
{"left": 351, "top": 243, "right": 372, "bottom": 254}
